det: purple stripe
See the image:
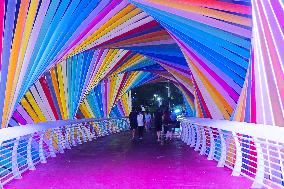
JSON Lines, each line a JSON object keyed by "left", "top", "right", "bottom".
{"left": 16, "top": 105, "right": 34, "bottom": 124}
{"left": 12, "top": 110, "right": 27, "bottom": 125}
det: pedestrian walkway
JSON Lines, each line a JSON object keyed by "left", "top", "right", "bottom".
{"left": 6, "top": 131, "right": 252, "bottom": 189}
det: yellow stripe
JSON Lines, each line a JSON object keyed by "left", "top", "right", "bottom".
{"left": 79, "top": 101, "right": 92, "bottom": 118}
{"left": 109, "top": 77, "right": 117, "bottom": 112}
{"left": 56, "top": 64, "right": 68, "bottom": 119}
{"left": 25, "top": 91, "right": 46, "bottom": 122}
{"left": 50, "top": 68, "right": 64, "bottom": 117}
{"left": 20, "top": 98, "right": 41, "bottom": 123}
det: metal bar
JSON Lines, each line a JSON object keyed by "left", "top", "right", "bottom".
{"left": 12, "top": 138, "right": 22, "bottom": 179}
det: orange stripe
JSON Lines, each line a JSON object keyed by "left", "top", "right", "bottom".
{"left": 2, "top": 0, "right": 30, "bottom": 127}
{"left": 50, "top": 68, "right": 64, "bottom": 117}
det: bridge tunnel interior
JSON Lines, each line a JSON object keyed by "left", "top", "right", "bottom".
{"left": 0, "top": 0, "right": 283, "bottom": 188}
{"left": 0, "top": 0, "right": 267, "bottom": 127}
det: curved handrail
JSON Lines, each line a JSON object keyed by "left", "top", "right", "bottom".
{"left": 0, "top": 117, "right": 128, "bottom": 145}
{"left": 0, "top": 117, "right": 129, "bottom": 187}
{"left": 179, "top": 117, "right": 284, "bottom": 189}
{"left": 179, "top": 117, "right": 284, "bottom": 143}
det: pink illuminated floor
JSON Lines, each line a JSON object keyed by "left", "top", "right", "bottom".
{"left": 6, "top": 131, "right": 252, "bottom": 189}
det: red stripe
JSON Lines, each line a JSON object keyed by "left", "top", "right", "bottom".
{"left": 39, "top": 77, "right": 59, "bottom": 120}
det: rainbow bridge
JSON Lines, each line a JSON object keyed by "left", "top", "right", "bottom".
{"left": 0, "top": 0, "right": 283, "bottom": 188}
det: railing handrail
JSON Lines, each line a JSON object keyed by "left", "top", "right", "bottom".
{"left": 179, "top": 117, "right": 284, "bottom": 188}
{"left": 0, "top": 117, "right": 128, "bottom": 144}
{"left": 178, "top": 117, "right": 284, "bottom": 143}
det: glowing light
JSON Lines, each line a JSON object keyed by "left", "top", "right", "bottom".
{"left": 174, "top": 109, "right": 181, "bottom": 114}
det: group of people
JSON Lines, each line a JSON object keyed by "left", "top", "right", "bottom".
{"left": 129, "top": 107, "right": 178, "bottom": 142}
{"left": 129, "top": 109, "right": 152, "bottom": 140}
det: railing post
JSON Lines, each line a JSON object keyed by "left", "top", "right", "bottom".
{"left": 187, "top": 123, "right": 192, "bottom": 145}
{"left": 89, "top": 123, "right": 94, "bottom": 139}
{"left": 232, "top": 132, "right": 242, "bottom": 176}
{"left": 111, "top": 120, "right": 116, "bottom": 133}
{"left": 90, "top": 123, "right": 97, "bottom": 139}
{"left": 200, "top": 126, "right": 206, "bottom": 155}
{"left": 194, "top": 125, "right": 201, "bottom": 151}
{"left": 102, "top": 121, "right": 107, "bottom": 136}
{"left": 48, "top": 129, "right": 56, "bottom": 157}
{"left": 27, "top": 135, "right": 36, "bottom": 170}
{"left": 56, "top": 128, "right": 64, "bottom": 154}
{"left": 80, "top": 124, "right": 87, "bottom": 143}
{"left": 190, "top": 124, "right": 196, "bottom": 147}
{"left": 76, "top": 125, "right": 82, "bottom": 144}
{"left": 39, "top": 133, "right": 47, "bottom": 163}
{"left": 182, "top": 122, "right": 187, "bottom": 143}
{"left": 217, "top": 129, "right": 227, "bottom": 167}
{"left": 251, "top": 137, "right": 265, "bottom": 188}
{"left": 180, "top": 122, "right": 185, "bottom": 142}
{"left": 86, "top": 124, "right": 93, "bottom": 141}
{"left": 106, "top": 120, "right": 110, "bottom": 135}
{"left": 12, "top": 137, "right": 22, "bottom": 179}
{"left": 207, "top": 127, "right": 215, "bottom": 160}
{"left": 184, "top": 123, "right": 190, "bottom": 145}
{"left": 70, "top": 126, "right": 76, "bottom": 146}
{"left": 64, "top": 127, "right": 71, "bottom": 149}
{"left": 119, "top": 120, "right": 123, "bottom": 131}
{"left": 58, "top": 127, "right": 66, "bottom": 150}
{"left": 120, "top": 119, "right": 124, "bottom": 131}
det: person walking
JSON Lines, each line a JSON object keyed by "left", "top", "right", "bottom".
{"left": 154, "top": 109, "right": 163, "bottom": 141}
{"left": 129, "top": 108, "right": 138, "bottom": 140}
{"left": 137, "top": 111, "right": 145, "bottom": 139}
{"left": 144, "top": 111, "right": 152, "bottom": 132}
{"left": 163, "top": 109, "right": 172, "bottom": 140}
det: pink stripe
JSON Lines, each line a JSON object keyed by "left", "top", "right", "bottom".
{"left": 250, "top": 49, "right": 256, "bottom": 123}
{"left": 271, "top": 0, "right": 284, "bottom": 32}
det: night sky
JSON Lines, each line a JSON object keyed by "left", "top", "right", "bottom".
{"left": 131, "top": 82, "right": 183, "bottom": 112}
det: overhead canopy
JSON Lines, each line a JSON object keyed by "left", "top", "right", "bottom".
{"left": 0, "top": 0, "right": 283, "bottom": 127}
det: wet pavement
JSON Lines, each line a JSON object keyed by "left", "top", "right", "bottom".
{"left": 6, "top": 131, "right": 252, "bottom": 189}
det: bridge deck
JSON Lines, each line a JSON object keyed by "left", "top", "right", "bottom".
{"left": 6, "top": 131, "right": 252, "bottom": 189}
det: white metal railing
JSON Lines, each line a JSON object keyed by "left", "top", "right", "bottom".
{"left": 0, "top": 117, "right": 129, "bottom": 188}
{"left": 179, "top": 117, "right": 284, "bottom": 189}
